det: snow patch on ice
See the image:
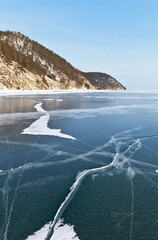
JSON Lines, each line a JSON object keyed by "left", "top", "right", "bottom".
{"left": 34, "top": 103, "right": 47, "bottom": 113}
{"left": 25, "top": 219, "right": 80, "bottom": 240}
{"left": 22, "top": 103, "right": 76, "bottom": 140}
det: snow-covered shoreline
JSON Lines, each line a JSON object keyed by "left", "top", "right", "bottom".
{"left": 0, "top": 89, "right": 122, "bottom": 96}
{"left": 0, "top": 89, "right": 158, "bottom": 96}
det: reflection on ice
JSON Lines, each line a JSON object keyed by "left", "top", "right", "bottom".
{"left": 1, "top": 102, "right": 158, "bottom": 126}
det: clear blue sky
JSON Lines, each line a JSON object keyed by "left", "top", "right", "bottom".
{"left": 0, "top": 0, "right": 158, "bottom": 90}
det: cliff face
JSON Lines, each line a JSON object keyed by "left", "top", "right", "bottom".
{"left": 0, "top": 57, "right": 56, "bottom": 90}
{"left": 0, "top": 31, "right": 125, "bottom": 90}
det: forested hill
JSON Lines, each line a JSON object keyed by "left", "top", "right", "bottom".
{"left": 0, "top": 31, "right": 125, "bottom": 90}
{"left": 82, "top": 72, "right": 126, "bottom": 90}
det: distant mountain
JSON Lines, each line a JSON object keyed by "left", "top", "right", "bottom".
{"left": 0, "top": 31, "right": 125, "bottom": 90}
{"left": 82, "top": 72, "right": 126, "bottom": 90}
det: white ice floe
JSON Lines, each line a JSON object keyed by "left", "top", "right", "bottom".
{"left": 25, "top": 219, "right": 79, "bottom": 240}
{"left": 34, "top": 103, "right": 47, "bottom": 113}
{"left": 21, "top": 103, "right": 76, "bottom": 140}
{"left": 156, "top": 170, "right": 158, "bottom": 174}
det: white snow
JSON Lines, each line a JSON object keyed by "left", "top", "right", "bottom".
{"left": 22, "top": 103, "right": 76, "bottom": 140}
{"left": 1, "top": 89, "right": 158, "bottom": 97}
{"left": 25, "top": 219, "right": 80, "bottom": 240}
{"left": 34, "top": 103, "right": 47, "bottom": 113}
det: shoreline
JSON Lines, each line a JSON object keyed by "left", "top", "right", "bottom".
{"left": 0, "top": 89, "right": 124, "bottom": 96}
{"left": 0, "top": 89, "right": 158, "bottom": 96}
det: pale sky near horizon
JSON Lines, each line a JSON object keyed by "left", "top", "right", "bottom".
{"left": 0, "top": 0, "right": 158, "bottom": 90}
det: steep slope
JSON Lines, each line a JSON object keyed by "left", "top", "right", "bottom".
{"left": 0, "top": 31, "right": 93, "bottom": 90}
{"left": 0, "top": 31, "right": 125, "bottom": 90}
{"left": 0, "top": 57, "right": 57, "bottom": 90}
{"left": 81, "top": 72, "right": 126, "bottom": 90}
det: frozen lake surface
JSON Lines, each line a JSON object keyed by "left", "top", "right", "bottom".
{"left": 0, "top": 91, "right": 158, "bottom": 240}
